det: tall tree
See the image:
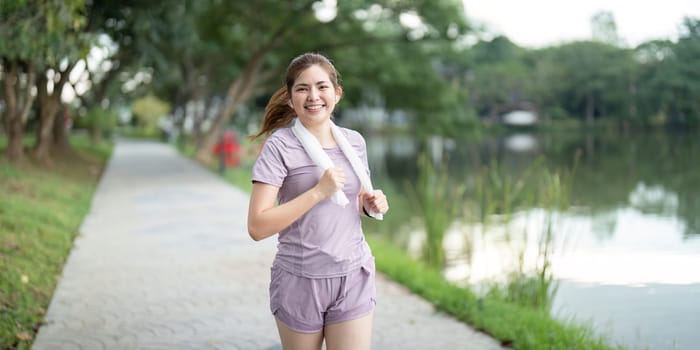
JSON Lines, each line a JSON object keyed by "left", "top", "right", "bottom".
{"left": 189, "top": 0, "right": 470, "bottom": 162}
{"left": 0, "top": 0, "right": 87, "bottom": 163}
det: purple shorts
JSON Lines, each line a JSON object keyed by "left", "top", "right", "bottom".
{"left": 269, "top": 257, "right": 376, "bottom": 333}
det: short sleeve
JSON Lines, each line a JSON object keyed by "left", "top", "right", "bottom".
{"left": 252, "top": 137, "right": 287, "bottom": 187}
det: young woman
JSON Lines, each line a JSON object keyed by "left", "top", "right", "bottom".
{"left": 248, "top": 52, "right": 389, "bottom": 350}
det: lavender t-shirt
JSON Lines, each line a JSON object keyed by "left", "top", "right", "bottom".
{"left": 252, "top": 127, "right": 373, "bottom": 278}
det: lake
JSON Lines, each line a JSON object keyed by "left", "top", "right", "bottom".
{"left": 364, "top": 129, "right": 700, "bottom": 350}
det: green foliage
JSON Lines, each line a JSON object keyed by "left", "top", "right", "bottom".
{"left": 0, "top": 135, "right": 111, "bottom": 349}
{"left": 453, "top": 16, "right": 698, "bottom": 129}
{"left": 635, "top": 18, "right": 700, "bottom": 125}
{"left": 4, "top": 0, "right": 699, "bottom": 155}
{"left": 77, "top": 107, "right": 118, "bottom": 142}
{"left": 531, "top": 41, "right": 635, "bottom": 123}
{"left": 130, "top": 95, "right": 171, "bottom": 134}
{"left": 0, "top": 0, "right": 89, "bottom": 64}
{"left": 91, "top": 0, "right": 474, "bottom": 138}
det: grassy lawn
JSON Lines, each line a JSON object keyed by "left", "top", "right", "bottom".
{"left": 0, "top": 136, "right": 112, "bottom": 349}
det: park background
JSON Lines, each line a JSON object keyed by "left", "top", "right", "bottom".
{"left": 1, "top": 1, "right": 699, "bottom": 349}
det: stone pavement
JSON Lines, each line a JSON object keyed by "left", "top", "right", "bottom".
{"left": 32, "top": 139, "right": 505, "bottom": 350}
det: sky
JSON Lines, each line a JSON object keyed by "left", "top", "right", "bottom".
{"left": 461, "top": 0, "right": 700, "bottom": 48}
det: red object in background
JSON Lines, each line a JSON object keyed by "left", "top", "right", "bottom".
{"left": 214, "top": 131, "right": 241, "bottom": 167}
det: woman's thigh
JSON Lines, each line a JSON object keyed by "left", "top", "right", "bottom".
{"left": 323, "top": 312, "right": 373, "bottom": 350}
{"left": 276, "top": 319, "right": 324, "bottom": 350}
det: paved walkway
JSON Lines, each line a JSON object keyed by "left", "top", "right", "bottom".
{"left": 32, "top": 139, "right": 505, "bottom": 350}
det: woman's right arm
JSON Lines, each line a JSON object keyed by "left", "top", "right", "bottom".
{"left": 247, "top": 167, "right": 344, "bottom": 241}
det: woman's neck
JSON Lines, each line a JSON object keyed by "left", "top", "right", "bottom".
{"left": 303, "top": 120, "right": 336, "bottom": 148}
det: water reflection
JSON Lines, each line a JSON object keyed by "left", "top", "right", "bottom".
{"left": 365, "top": 129, "right": 700, "bottom": 349}
{"left": 504, "top": 133, "right": 538, "bottom": 153}
{"left": 369, "top": 130, "right": 700, "bottom": 238}
{"left": 435, "top": 208, "right": 700, "bottom": 286}
{"left": 628, "top": 182, "right": 679, "bottom": 216}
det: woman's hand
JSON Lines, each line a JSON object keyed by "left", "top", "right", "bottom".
{"left": 361, "top": 189, "right": 389, "bottom": 215}
{"left": 314, "top": 167, "right": 345, "bottom": 199}
{"left": 248, "top": 168, "right": 345, "bottom": 241}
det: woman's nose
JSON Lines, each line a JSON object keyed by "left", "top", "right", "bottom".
{"left": 307, "top": 87, "right": 319, "bottom": 100}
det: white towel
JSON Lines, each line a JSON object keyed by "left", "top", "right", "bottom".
{"left": 291, "top": 118, "right": 383, "bottom": 220}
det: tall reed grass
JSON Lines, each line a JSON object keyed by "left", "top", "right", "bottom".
{"left": 405, "top": 152, "right": 465, "bottom": 268}
{"left": 477, "top": 153, "right": 579, "bottom": 311}
{"left": 406, "top": 148, "right": 579, "bottom": 311}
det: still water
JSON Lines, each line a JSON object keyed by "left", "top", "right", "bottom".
{"left": 364, "top": 129, "right": 700, "bottom": 350}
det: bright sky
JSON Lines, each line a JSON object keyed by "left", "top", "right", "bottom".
{"left": 462, "top": 0, "right": 700, "bottom": 48}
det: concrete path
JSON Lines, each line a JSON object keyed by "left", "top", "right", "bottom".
{"left": 32, "top": 139, "right": 505, "bottom": 350}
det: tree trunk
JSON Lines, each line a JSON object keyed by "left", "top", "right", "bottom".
{"left": 33, "top": 63, "right": 75, "bottom": 163}
{"left": 33, "top": 75, "right": 58, "bottom": 164}
{"left": 192, "top": 25, "right": 287, "bottom": 164}
{"left": 3, "top": 61, "right": 35, "bottom": 163}
{"left": 3, "top": 62, "right": 21, "bottom": 162}
{"left": 194, "top": 54, "right": 264, "bottom": 164}
{"left": 190, "top": 83, "right": 210, "bottom": 148}
{"left": 53, "top": 106, "right": 73, "bottom": 155}
{"left": 34, "top": 104, "right": 59, "bottom": 163}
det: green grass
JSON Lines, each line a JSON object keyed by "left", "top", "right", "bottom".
{"left": 0, "top": 136, "right": 112, "bottom": 349}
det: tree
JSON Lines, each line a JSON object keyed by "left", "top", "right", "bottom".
{"left": 84, "top": 1, "right": 472, "bottom": 156}
{"left": 591, "top": 11, "right": 620, "bottom": 46}
{"left": 131, "top": 94, "right": 170, "bottom": 134}
{"left": 109, "top": 0, "right": 470, "bottom": 163}
{"left": 634, "top": 17, "right": 700, "bottom": 126}
{"left": 461, "top": 36, "right": 531, "bottom": 119}
{"left": 1, "top": 1, "right": 40, "bottom": 162}
{"left": 531, "top": 42, "right": 634, "bottom": 124}
{"left": 0, "top": 0, "right": 88, "bottom": 163}
{"left": 667, "top": 17, "right": 700, "bottom": 125}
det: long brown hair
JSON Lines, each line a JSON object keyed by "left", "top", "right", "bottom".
{"left": 249, "top": 52, "right": 342, "bottom": 140}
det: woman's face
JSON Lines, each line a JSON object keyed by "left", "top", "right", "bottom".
{"left": 288, "top": 65, "right": 341, "bottom": 127}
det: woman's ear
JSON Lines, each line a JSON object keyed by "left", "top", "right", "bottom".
{"left": 286, "top": 91, "right": 293, "bottom": 108}
{"left": 336, "top": 87, "right": 343, "bottom": 102}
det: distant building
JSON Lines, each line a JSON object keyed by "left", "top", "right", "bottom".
{"left": 502, "top": 110, "right": 538, "bottom": 126}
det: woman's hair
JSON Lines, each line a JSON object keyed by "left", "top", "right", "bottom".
{"left": 249, "top": 52, "right": 341, "bottom": 139}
